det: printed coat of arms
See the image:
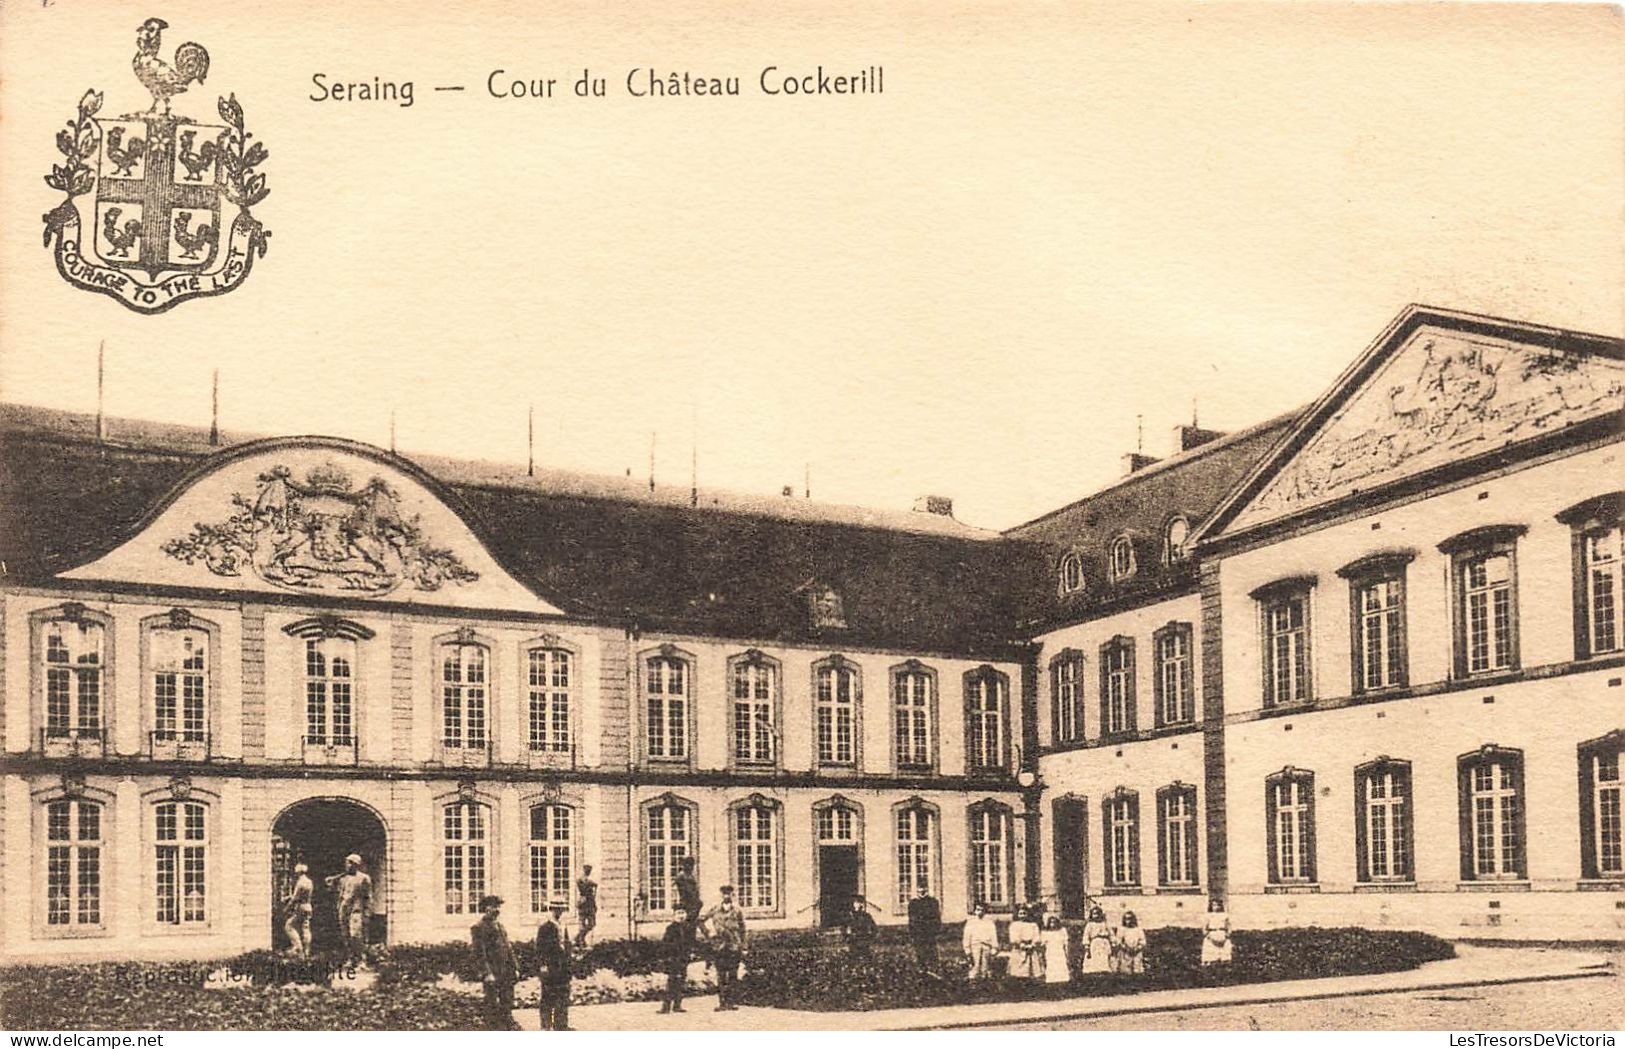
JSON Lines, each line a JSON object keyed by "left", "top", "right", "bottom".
{"left": 41, "top": 17, "right": 271, "bottom": 314}
{"left": 162, "top": 464, "right": 480, "bottom": 596}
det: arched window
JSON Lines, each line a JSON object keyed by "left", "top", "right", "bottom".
{"left": 642, "top": 797, "right": 694, "bottom": 914}
{"left": 440, "top": 639, "right": 489, "bottom": 751}
{"left": 41, "top": 613, "right": 107, "bottom": 743}
{"left": 730, "top": 800, "right": 780, "bottom": 914}
{"left": 1458, "top": 747, "right": 1525, "bottom": 881}
{"left": 528, "top": 803, "right": 573, "bottom": 913}
{"left": 894, "top": 802, "right": 938, "bottom": 909}
{"left": 1103, "top": 788, "right": 1140, "bottom": 889}
{"left": 442, "top": 799, "right": 489, "bottom": 915}
{"left": 1050, "top": 650, "right": 1085, "bottom": 744}
{"left": 1579, "top": 733, "right": 1624, "bottom": 880}
{"left": 1057, "top": 552, "right": 1086, "bottom": 595}
{"left": 1355, "top": 759, "right": 1413, "bottom": 883}
{"left": 1152, "top": 623, "right": 1195, "bottom": 727}
{"left": 967, "top": 803, "right": 1013, "bottom": 908}
{"left": 154, "top": 799, "right": 208, "bottom": 925}
{"left": 1164, "top": 517, "right": 1190, "bottom": 564}
{"left": 304, "top": 636, "right": 355, "bottom": 746}
{"left": 527, "top": 646, "right": 573, "bottom": 754}
{"left": 1557, "top": 494, "right": 1624, "bottom": 659}
{"left": 1266, "top": 768, "right": 1317, "bottom": 884}
{"left": 1099, "top": 637, "right": 1136, "bottom": 737}
{"left": 964, "top": 667, "right": 1008, "bottom": 772}
{"left": 729, "top": 650, "right": 779, "bottom": 767}
{"left": 45, "top": 797, "right": 103, "bottom": 929}
{"left": 814, "top": 657, "right": 861, "bottom": 767}
{"left": 1109, "top": 536, "right": 1136, "bottom": 582}
{"left": 644, "top": 650, "right": 692, "bottom": 763}
{"left": 892, "top": 662, "right": 937, "bottom": 770}
{"left": 150, "top": 624, "right": 209, "bottom": 745}
{"left": 1156, "top": 784, "right": 1198, "bottom": 888}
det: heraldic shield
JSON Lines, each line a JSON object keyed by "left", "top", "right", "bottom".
{"left": 41, "top": 18, "right": 271, "bottom": 314}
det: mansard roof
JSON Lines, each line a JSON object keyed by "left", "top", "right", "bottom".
{"left": 0, "top": 403, "right": 1044, "bottom": 656}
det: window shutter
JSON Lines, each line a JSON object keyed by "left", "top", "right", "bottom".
{"left": 1396, "top": 763, "right": 1415, "bottom": 880}
{"left": 1124, "top": 641, "right": 1138, "bottom": 734}
{"left": 1050, "top": 662, "right": 1061, "bottom": 745}
{"left": 1181, "top": 626, "right": 1196, "bottom": 722}
{"left": 1155, "top": 791, "right": 1169, "bottom": 885}
{"left": 1184, "top": 787, "right": 1200, "bottom": 886}
{"left": 1354, "top": 768, "right": 1370, "bottom": 883}
{"left": 1302, "top": 775, "right": 1317, "bottom": 883}
{"left": 1265, "top": 780, "right": 1280, "bottom": 885}
{"left": 1152, "top": 632, "right": 1166, "bottom": 729}
{"left": 1578, "top": 747, "right": 1598, "bottom": 880}
{"left": 1457, "top": 760, "right": 1475, "bottom": 882}
{"left": 1098, "top": 646, "right": 1110, "bottom": 737}
{"left": 1102, "top": 801, "right": 1114, "bottom": 887}
{"left": 1392, "top": 575, "right": 1410, "bottom": 688}
{"left": 1510, "top": 754, "right": 1528, "bottom": 879}
{"left": 1128, "top": 792, "right": 1141, "bottom": 885}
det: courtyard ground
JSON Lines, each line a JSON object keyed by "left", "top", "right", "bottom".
{"left": 532, "top": 944, "right": 1619, "bottom": 1032}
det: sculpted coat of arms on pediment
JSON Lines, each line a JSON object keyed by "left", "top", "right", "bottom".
{"left": 162, "top": 463, "right": 479, "bottom": 595}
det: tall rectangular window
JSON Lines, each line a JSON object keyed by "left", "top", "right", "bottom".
{"left": 527, "top": 648, "right": 572, "bottom": 753}
{"left": 1153, "top": 626, "right": 1194, "bottom": 726}
{"left": 969, "top": 806, "right": 1011, "bottom": 907}
{"left": 43, "top": 619, "right": 104, "bottom": 739}
{"left": 644, "top": 803, "right": 691, "bottom": 913}
{"left": 1580, "top": 739, "right": 1623, "bottom": 880}
{"left": 1458, "top": 749, "right": 1525, "bottom": 881}
{"left": 731, "top": 657, "right": 776, "bottom": 766}
{"left": 1356, "top": 761, "right": 1414, "bottom": 882}
{"left": 443, "top": 800, "right": 488, "bottom": 915}
{"left": 1103, "top": 791, "right": 1140, "bottom": 889}
{"left": 732, "top": 805, "right": 777, "bottom": 912}
{"left": 1157, "top": 785, "right": 1198, "bottom": 887}
{"left": 896, "top": 806, "right": 935, "bottom": 908}
{"left": 303, "top": 637, "right": 354, "bottom": 746}
{"left": 1464, "top": 554, "right": 1515, "bottom": 673}
{"left": 46, "top": 799, "right": 102, "bottom": 928}
{"left": 1100, "top": 639, "right": 1136, "bottom": 736}
{"left": 1584, "top": 527, "right": 1622, "bottom": 656}
{"left": 894, "top": 667, "right": 934, "bottom": 768}
{"left": 152, "top": 628, "right": 208, "bottom": 743}
{"left": 816, "top": 661, "right": 859, "bottom": 766}
{"left": 1267, "top": 771, "right": 1316, "bottom": 884}
{"left": 528, "top": 803, "right": 572, "bottom": 913}
{"left": 1261, "top": 591, "right": 1312, "bottom": 707}
{"left": 965, "top": 669, "right": 1007, "bottom": 772}
{"left": 645, "top": 656, "right": 689, "bottom": 761}
{"left": 155, "top": 801, "right": 207, "bottom": 925}
{"left": 1353, "top": 576, "right": 1407, "bottom": 692}
{"left": 441, "top": 642, "right": 489, "bottom": 750}
{"left": 1051, "top": 653, "right": 1084, "bottom": 744}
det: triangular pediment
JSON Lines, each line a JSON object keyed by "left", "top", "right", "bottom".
{"left": 1210, "top": 309, "right": 1624, "bottom": 539}
{"left": 62, "top": 439, "right": 564, "bottom": 613}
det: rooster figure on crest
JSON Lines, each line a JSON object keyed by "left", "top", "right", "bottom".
{"left": 133, "top": 17, "right": 209, "bottom": 116}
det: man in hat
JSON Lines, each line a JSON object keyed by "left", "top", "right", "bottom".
{"left": 471, "top": 895, "right": 519, "bottom": 1030}
{"left": 701, "top": 885, "right": 747, "bottom": 1011}
{"left": 325, "top": 853, "right": 373, "bottom": 966}
{"left": 282, "top": 862, "right": 315, "bottom": 958}
{"left": 575, "top": 864, "right": 598, "bottom": 948}
{"left": 535, "top": 896, "right": 574, "bottom": 1031}
{"left": 906, "top": 883, "right": 942, "bottom": 972}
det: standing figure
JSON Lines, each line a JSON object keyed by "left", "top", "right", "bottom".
{"left": 906, "top": 884, "right": 942, "bottom": 971}
{"left": 282, "top": 862, "right": 314, "bottom": 958}
{"left": 658, "top": 918, "right": 690, "bottom": 1014}
{"left": 1080, "top": 906, "right": 1113, "bottom": 974}
{"left": 674, "top": 856, "right": 702, "bottom": 939}
{"left": 961, "top": 902, "right": 999, "bottom": 980}
{"left": 1113, "top": 910, "right": 1146, "bottom": 975}
{"left": 1008, "top": 904, "right": 1044, "bottom": 979}
{"left": 471, "top": 895, "right": 519, "bottom": 1031}
{"left": 535, "top": 897, "right": 574, "bottom": 1031}
{"left": 575, "top": 864, "right": 598, "bottom": 948}
{"left": 326, "top": 853, "right": 373, "bottom": 966}
{"left": 1040, "top": 914, "right": 1071, "bottom": 983}
{"left": 703, "top": 885, "right": 747, "bottom": 1011}
{"left": 1201, "top": 897, "right": 1234, "bottom": 966}
{"left": 846, "top": 897, "right": 878, "bottom": 957}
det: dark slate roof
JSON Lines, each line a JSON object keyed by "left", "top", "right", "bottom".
{"left": 1004, "top": 411, "right": 1299, "bottom": 626}
{"left": 0, "top": 404, "right": 1047, "bottom": 656}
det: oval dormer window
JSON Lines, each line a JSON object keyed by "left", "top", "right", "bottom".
{"left": 1164, "top": 517, "right": 1190, "bottom": 564}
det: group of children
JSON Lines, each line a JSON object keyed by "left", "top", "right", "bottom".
{"left": 970, "top": 896, "right": 1235, "bottom": 981}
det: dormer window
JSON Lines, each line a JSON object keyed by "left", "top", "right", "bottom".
{"left": 1164, "top": 517, "right": 1190, "bottom": 564}
{"left": 1108, "top": 536, "right": 1136, "bottom": 582}
{"left": 1057, "top": 552, "right": 1086, "bottom": 596}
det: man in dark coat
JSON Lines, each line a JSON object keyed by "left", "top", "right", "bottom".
{"left": 658, "top": 918, "right": 689, "bottom": 1014}
{"left": 907, "top": 884, "right": 942, "bottom": 971}
{"left": 535, "top": 897, "right": 573, "bottom": 1031}
{"left": 701, "top": 885, "right": 747, "bottom": 1011}
{"left": 471, "top": 894, "right": 519, "bottom": 1030}
{"left": 846, "top": 897, "right": 878, "bottom": 957}
{"left": 674, "top": 855, "right": 701, "bottom": 935}
{"left": 575, "top": 864, "right": 598, "bottom": 948}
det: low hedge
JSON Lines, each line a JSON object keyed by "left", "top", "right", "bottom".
{"left": 736, "top": 926, "right": 1456, "bottom": 1011}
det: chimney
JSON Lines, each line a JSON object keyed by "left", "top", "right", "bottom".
{"left": 1122, "top": 452, "right": 1160, "bottom": 475}
{"left": 913, "top": 494, "right": 954, "bottom": 517}
{"left": 1173, "top": 424, "right": 1224, "bottom": 453}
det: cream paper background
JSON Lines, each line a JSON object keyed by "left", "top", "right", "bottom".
{"left": 0, "top": 1, "right": 1620, "bottom": 529}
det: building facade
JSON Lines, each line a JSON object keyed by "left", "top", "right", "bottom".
{"left": 1, "top": 304, "right": 1621, "bottom": 961}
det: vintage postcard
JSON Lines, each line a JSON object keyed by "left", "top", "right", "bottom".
{"left": 0, "top": 0, "right": 1621, "bottom": 1037}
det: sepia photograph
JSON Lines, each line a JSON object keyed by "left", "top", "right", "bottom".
{"left": 0, "top": 0, "right": 1621, "bottom": 1037}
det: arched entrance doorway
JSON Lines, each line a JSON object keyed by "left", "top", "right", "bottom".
{"left": 272, "top": 798, "right": 387, "bottom": 952}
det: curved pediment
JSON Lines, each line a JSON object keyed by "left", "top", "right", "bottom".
{"left": 61, "top": 438, "right": 562, "bottom": 613}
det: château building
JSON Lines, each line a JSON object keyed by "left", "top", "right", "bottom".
{"left": 1, "top": 304, "right": 1620, "bottom": 960}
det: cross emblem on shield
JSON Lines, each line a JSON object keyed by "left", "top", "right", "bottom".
{"left": 93, "top": 116, "right": 227, "bottom": 276}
